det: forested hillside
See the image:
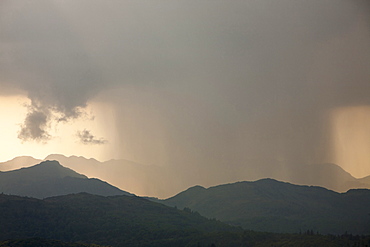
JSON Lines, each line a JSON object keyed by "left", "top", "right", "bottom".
{"left": 161, "top": 179, "right": 370, "bottom": 234}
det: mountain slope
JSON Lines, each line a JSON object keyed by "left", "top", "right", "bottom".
{"left": 0, "top": 160, "right": 131, "bottom": 198}
{"left": 0, "top": 193, "right": 234, "bottom": 247}
{"left": 0, "top": 193, "right": 368, "bottom": 247}
{"left": 161, "top": 179, "right": 370, "bottom": 235}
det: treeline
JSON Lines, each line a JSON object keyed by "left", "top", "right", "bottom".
{"left": 185, "top": 231, "right": 370, "bottom": 247}
{"left": 2, "top": 233, "right": 370, "bottom": 247}
{"left": 0, "top": 238, "right": 107, "bottom": 247}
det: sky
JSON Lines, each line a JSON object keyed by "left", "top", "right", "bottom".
{"left": 1, "top": 0, "right": 370, "bottom": 181}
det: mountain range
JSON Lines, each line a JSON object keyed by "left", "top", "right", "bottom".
{"left": 1, "top": 154, "right": 370, "bottom": 198}
{"left": 1, "top": 159, "right": 370, "bottom": 235}
{"left": 0, "top": 160, "right": 131, "bottom": 198}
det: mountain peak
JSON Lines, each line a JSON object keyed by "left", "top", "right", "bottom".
{"left": 162, "top": 179, "right": 370, "bottom": 235}
{"left": 0, "top": 160, "right": 131, "bottom": 198}
{"left": 21, "top": 160, "right": 87, "bottom": 180}
{"left": 38, "top": 160, "right": 63, "bottom": 167}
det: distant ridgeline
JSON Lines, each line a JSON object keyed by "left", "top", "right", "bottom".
{"left": 2, "top": 155, "right": 370, "bottom": 199}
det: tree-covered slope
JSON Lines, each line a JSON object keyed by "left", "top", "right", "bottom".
{"left": 0, "top": 238, "right": 107, "bottom": 247}
{"left": 1, "top": 193, "right": 370, "bottom": 247}
{"left": 161, "top": 179, "right": 370, "bottom": 234}
{"left": 0, "top": 193, "right": 233, "bottom": 247}
{"left": 0, "top": 161, "right": 131, "bottom": 198}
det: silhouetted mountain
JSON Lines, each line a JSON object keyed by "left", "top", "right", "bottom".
{"left": 44, "top": 154, "right": 179, "bottom": 198}
{"left": 0, "top": 193, "right": 234, "bottom": 247}
{"left": 3, "top": 154, "right": 370, "bottom": 197}
{"left": 0, "top": 160, "right": 131, "bottom": 198}
{"left": 160, "top": 179, "right": 370, "bottom": 235}
{"left": 44, "top": 155, "right": 370, "bottom": 194}
{"left": 41, "top": 154, "right": 370, "bottom": 196}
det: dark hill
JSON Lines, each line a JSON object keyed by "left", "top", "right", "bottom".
{"left": 0, "top": 160, "right": 131, "bottom": 198}
{"left": 161, "top": 179, "right": 370, "bottom": 235}
{"left": 1, "top": 193, "right": 369, "bottom": 247}
{"left": 0, "top": 193, "right": 233, "bottom": 247}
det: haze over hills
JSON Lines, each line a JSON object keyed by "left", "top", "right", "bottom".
{"left": 0, "top": 160, "right": 131, "bottom": 198}
{"left": 160, "top": 179, "right": 370, "bottom": 235}
{"left": 44, "top": 154, "right": 171, "bottom": 198}
{"left": 276, "top": 162, "right": 370, "bottom": 192}
{"left": 358, "top": 175, "right": 370, "bottom": 185}
{"left": 0, "top": 156, "right": 42, "bottom": 172}
{"left": 1, "top": 154, "right": 370, "bottom": 198}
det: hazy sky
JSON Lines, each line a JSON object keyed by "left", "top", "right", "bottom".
{"left": 1, "top": 0, "right": 370, "bottom": 178}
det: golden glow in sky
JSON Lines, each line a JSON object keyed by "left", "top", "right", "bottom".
{"left": 331, "top": 106, "right": 370, "bottom": 178}
{"left": 0, "top": 95, "right": 117, "bottom": 163}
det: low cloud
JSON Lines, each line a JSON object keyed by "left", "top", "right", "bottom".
{"left": 76, "top": 129, "right": 107, "bottom": 145}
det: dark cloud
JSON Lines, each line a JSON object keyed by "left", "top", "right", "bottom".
{"left": 0, "top": 0, "right": 369, "bottom": 182}
{"left": 0, "top": 0, "right": 103, "bottom": 140}
{"left": 76, "top": 129, "right": 107, "bottom": 145}
{"left": 18, "top": 105, "right": 50, "bottom": 142}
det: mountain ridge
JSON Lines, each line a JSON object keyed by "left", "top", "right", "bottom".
{"left": 0, "top": 192, "right": 235, "bottom": 247}
{"left": 2, "top": 154, "right": 370, "bottom": 197}
{"left": 1, "top": 160, "right": 88, "bottom": 180}
{"left": 160, "top": 178, "right": 370, "bottom": 235}
{"left": 2, "top": 192, "right": 368, "bottom": 247}
{"left": 0, "top": 160, "right": 132, "bottom": 198}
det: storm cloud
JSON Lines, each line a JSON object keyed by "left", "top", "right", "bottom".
{"left": 18, "top": 105, "right": 50, "bottom": 142}
{"left": 1, "top": 0, "right": 370, "bottom": 183}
